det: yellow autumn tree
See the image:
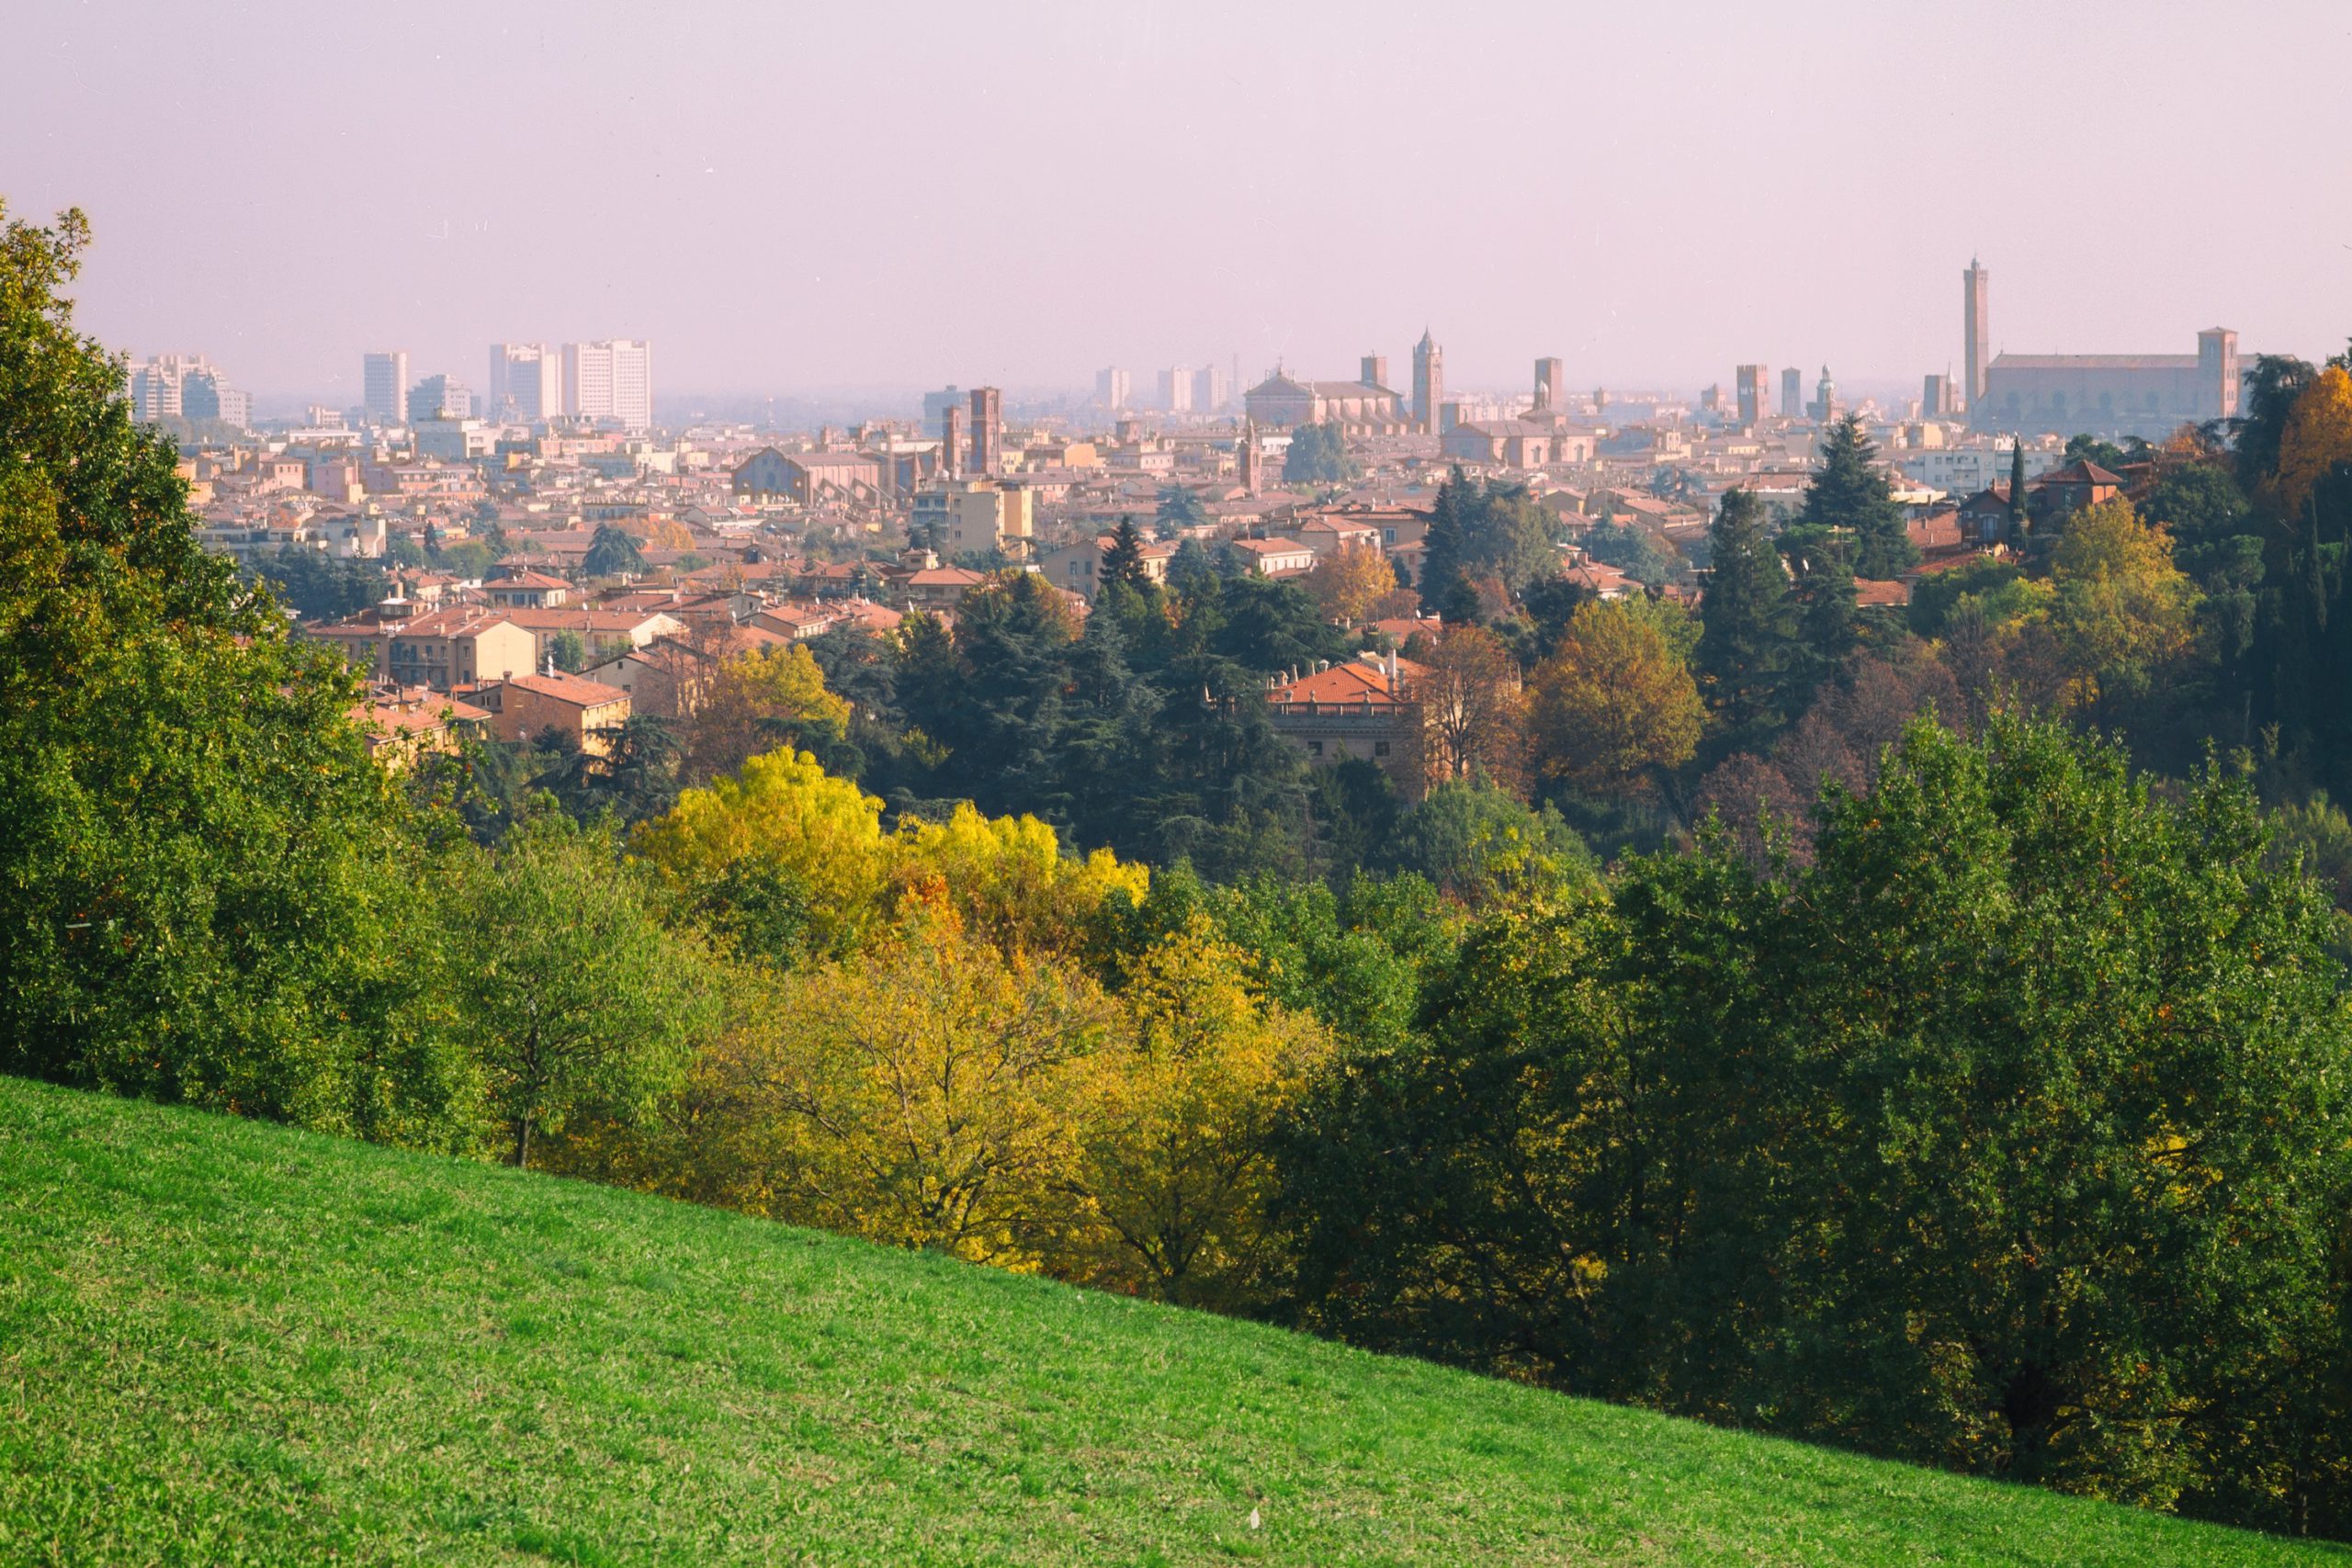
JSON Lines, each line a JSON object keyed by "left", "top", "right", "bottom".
{"left": 1306, "top": 542, "right": 1400, "bottom": 624}
{"left": 893, "top": 804, "right": 1148, "bottom": 955}
{"left": 2271, "top": 364, "right": 2352, "bottom": 521}
{"left": 2048, "top": 497, "right": 2199, "bottom": 721}
{"left": 1059, "top": 915, "right": 1333, "bottom": 1310}
{"left": 691, "top": 920, "right": 1108, "bottom": 1268}
{"left": 633, "top": 748, "right": 896, "bottom": 952}
{"left": 682, "top": 642, "right": 852, "bottom": 784}
{"left": 635, "top": 747, "right": 1148, "bottom": 957}
{"left": 1526, "top": 598, "right": 1702, "bottom": 797}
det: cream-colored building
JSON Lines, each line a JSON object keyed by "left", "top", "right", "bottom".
{"left": 913, "top": 478, "right": 1036, "bottom": 560}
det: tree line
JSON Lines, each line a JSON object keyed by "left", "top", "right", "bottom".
{"left": 8, "top": 202, "right": 2352, "bottom": 1540}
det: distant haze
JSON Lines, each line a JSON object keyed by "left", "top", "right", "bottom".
{"left": 6, "top": 0, "right": 2349, "bottom": 405}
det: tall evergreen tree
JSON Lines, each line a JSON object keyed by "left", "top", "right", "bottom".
{"left": 1418, "top": 468, "right": 1475, "bottom": 616}
{"left": 2007, "top": 438, "right": 2029, "bottom": 546}
{"left": 1696, "top": 488, "right": 1802, "bottom": 746}
{"left": 1799, "top": 413, "right": 1917, "bottom": 578}
{"left": 1101, "top": 515, "right": 1146, "bottom": 591}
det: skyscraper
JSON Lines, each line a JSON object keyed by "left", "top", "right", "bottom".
{"left": 1412, "top": 329, "right": 1442, "bottom": 435}
{"left": 968, "top": 386, "right": 1002, "bottom": 477}
{"left": 491, "top": 343, "right": 561, "bottom": 422}
{"left": 408, "top": 374, "right": 473, "bottom": 423}
{"left": 1095, "top": 367, "right": 1130, "bottom": 410}
{"left": 1781, "top": 367, "right": 1803, "bottom": 419}
{"left": 1159, "top": 367, "right": 1193, "bottom": 413}
{"left": 563, "top": 339, "right": 653, "bottom": 429}
{"left": 1963, "top": 257, "right": 1990, "bottom": 410}
{"left": 1735, "top": 364, "right": 1770, "bottom": 425}
{"left": 363, "top": 350, "right": 409, "bottom": 425}
{"left": 1194, "top": 364, "right": 1232, "bottom": 412}
{"left": 1534, "top": 357, "right": 1564, "bottom": 411}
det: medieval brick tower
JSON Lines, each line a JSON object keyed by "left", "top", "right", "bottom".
{"left": 1412, "top": 328, "right": 1443, "bottom": 435}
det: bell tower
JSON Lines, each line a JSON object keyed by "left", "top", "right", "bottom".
{"left": 1412, "top": 328, "right": 1443, "bottom": 435}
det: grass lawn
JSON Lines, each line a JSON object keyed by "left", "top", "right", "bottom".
{"left": 1, "top": 1076, "right": 2344, "bottom": 1566}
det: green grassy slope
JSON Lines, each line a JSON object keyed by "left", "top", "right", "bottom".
{"left": 0, "top": 1077, "right": 2342, "bottom": 1568}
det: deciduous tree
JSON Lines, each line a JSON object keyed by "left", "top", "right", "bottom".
{"left": 449, "top": 817, "right": 714, "bottom": 1168}
{"left": 1305, "top": 541, "right": 1396, "bottom": 624}
{"left": 1416, "top": 624, "right": 1524, "bottom": 790}
{"left": 1528, "top": 599, "right": 1702, "bottom": 797}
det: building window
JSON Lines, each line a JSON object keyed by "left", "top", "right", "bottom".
{"left": 1307, "top": 741, "right": 1324, "bottom": 756}
{"left": 1374, "top": 741, "right": 1391, "bottom": 757}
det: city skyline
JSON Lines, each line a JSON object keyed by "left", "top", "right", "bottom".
{"left": 5, "top": 1, "right": 2348, "bottom": 401}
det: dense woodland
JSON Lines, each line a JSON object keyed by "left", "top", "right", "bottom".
{"left": 9, "top": 202, "right": 2352, "bottom": 1540}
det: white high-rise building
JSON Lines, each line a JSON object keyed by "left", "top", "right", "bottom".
{"left": 1095, "top": 367, "right": 1130, "bottom": 410}
{"left": 363, "top": 351, "right": 409, "bottom": 426}
{"left": 407, "top": 374, "right": 474, "bottom": 423}
{"left": 1193, "top": 363, "right": 1231, "bottom": 413}
{"left": 563, "top": 339, "right": 653, "bottom": 430}
{"left": 1159, "top": 365, "right": 1193, "bottom": 413}
{"left": 125, "top": 353, "right": 250, "bottom": 428}
{"left": 489, "top": 343, "right": 561, "bottom": 423}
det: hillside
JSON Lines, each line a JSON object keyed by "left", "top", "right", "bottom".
{"left": 0, "top": 1077, "right": 2341, "bottom": 1567}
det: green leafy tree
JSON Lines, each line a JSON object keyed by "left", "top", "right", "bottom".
{"left": 447, "top": 817, "right": 714, "bottom": 1168}
{"left": 0, "top": 204, "right": 473, "bottom": 1149}
{"left": 1581, "top": 519, "right": 1671, "bottom": 585}
{"left": 1154, "top": 483, "right": 1209, "bottom": 538}
{"left": 248, "top": 544, "right": 389, "bottom": 622}
{"left": 547, "top": 627, "right": 590, "bottom": 672}
{"left": 1282, "top": 421, "right": 1359, "bottom": 485}
{"left": 582, "top": 522, "right": 646, "bottom": 579}
{"left": 1798, "top": 414, "right": 1916, "bottom": 578}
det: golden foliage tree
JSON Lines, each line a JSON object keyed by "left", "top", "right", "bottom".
{"left": 2270, "top": 364, "right": 2352, "bottom": 521}
{"left": 1062, "top": 915, "right": 1332, "bottom": 1309}
{"left": 633, "top": 748, "right": 897, "bottom": 952}
{"left": 1527, "top": 598, "right": 1703, "bottom": 796}
{"left": 681, "top": 642, "right": 852, "bottom": 784}
{"left": 1306, "top": 542, "right": 1400, "bottom": 625}
{"left": 692, "top": 922, "right": 1108, "bottom": 1267}
{"left": 2046, "top": 497, "right": 2199, "bottom": 721}
{"left": 1416, "top": 624, "right": 1526, "bottom": 791}
{"left": 634, "top": 747, "right": 1147, "bottom": 957}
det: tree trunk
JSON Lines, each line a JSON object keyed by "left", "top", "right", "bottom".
{"left": 513, "top": 1117, "right": 532, "bottom": 1169}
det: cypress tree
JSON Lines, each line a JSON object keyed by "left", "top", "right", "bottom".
{"left": 2007, "top": 439, "right": 2029, "bottom": 546}
{"left": 1697, "top": 488, "right": 1803, "bottom": 745}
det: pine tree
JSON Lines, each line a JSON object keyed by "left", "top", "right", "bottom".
{"left": 1800, "top": 414, "right": 1917, "bottom": 579}
{"left": 1418, "top": 467, "right": 1474, "bottom": 616}
{"left": 1697, "top": 488, "right": 1802, "bottom": 745}
{"left": 1101, "top": 515, "right": 1146, "bottom": 592}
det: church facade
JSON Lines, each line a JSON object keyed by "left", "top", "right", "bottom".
{"left": 1973, "top": 330, "right": 2238, "bottom": 438}
{"left": 1243, "top": 371, "right": 1411, "bottom": 434}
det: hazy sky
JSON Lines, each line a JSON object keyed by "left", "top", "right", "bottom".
{"left": 6, "top": 1, "right": 2350, "bottom": 403}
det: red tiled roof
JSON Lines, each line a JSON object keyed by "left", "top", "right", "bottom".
{"left": 492, "top": 672, "right": 630, "bottom": 706}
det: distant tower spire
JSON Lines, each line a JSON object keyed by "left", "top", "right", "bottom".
{"left": 1412, "top": 328, "right": 1443, "bottom": 435}
{"left": 1963, "top": 256, "right": 1991, "bottom": 418}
